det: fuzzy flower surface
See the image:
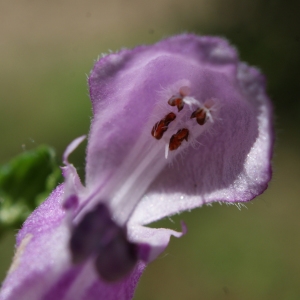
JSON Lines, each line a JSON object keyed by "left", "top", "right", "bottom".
{"left": 0, "top": 34, "right": 273, "bottom": 300}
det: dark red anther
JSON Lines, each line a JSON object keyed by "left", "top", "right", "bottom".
{"left": 168, "top": 95, "right": 184, "bottom": 112}
{"left": 191, "top": 108, "right": 207, "bottom": 125}
{"left": 164, "top": 112, "right": 176, "bottom": 125}
{"left": 169, "top": 128, "right": 189, "bottom": 151}
{"left": 151, "top": 112, "right": 176, "bottom": 140}
{"left": 167, "top": 86, "right": 190, "bottom": 112}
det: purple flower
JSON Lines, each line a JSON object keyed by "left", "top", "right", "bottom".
{"left": 0, "top": 34, "right": 273, "bottom": 300}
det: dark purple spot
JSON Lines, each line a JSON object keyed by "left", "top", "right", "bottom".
{"left": 63, "top": 195, "right": 79, "bottom": 210}
{"left": 137, "top": 243, "right": 151, "bottom": 261}
{"left": 70, "top": 203, "right": 139, "bottom": 282}
{"left": 95, "top": 233, "right": 138, "bottom": 282}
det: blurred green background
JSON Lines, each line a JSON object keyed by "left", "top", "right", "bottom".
{"left": 0, "top": 0, "right": 299, "bottom": 299}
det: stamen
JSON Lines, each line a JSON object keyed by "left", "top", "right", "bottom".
{"left": 191, "top": 108, "right": 207, "bottom": 125}
{"left": 151, "top": 112, "right": 176, "bottom": 139}
{"left": 167, "top": 86, "right": 190, "bottom": 112}
{"left": 165, "top": 143, "right": 169, "bottom": 159}
{"left": 169, "top": 128, "right": 189, "bottom": 151}
{"left": 168, "top": 96, "right": 184, "bottom": 112}
{"left": 190, "top": 99, "right": 216, "bottom": 125}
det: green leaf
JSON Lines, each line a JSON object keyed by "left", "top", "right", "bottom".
{"left": 0, "top": 146, "right": 63, "bottom": 236}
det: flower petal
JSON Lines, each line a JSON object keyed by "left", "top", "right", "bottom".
{"left": 128, "top": 222, "right": 187, "bottom": 262}
{"left": 0, "top": 185, "right": 69, "bottom": 300}
{"left": 0, "top": 185, "right": 145, "bottom": 300}
{"left": 131, "top": 62, "right": 273, "bottom": 225}
{"left": 61, "top": 135, "right": 86, "bottom": 210}
{"left": 85, "top": 34, "right": 273, "bottom": 226}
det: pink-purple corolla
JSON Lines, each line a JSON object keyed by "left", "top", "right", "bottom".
{"left": 0, "top": 34, "right": 273, "bottom": 300}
